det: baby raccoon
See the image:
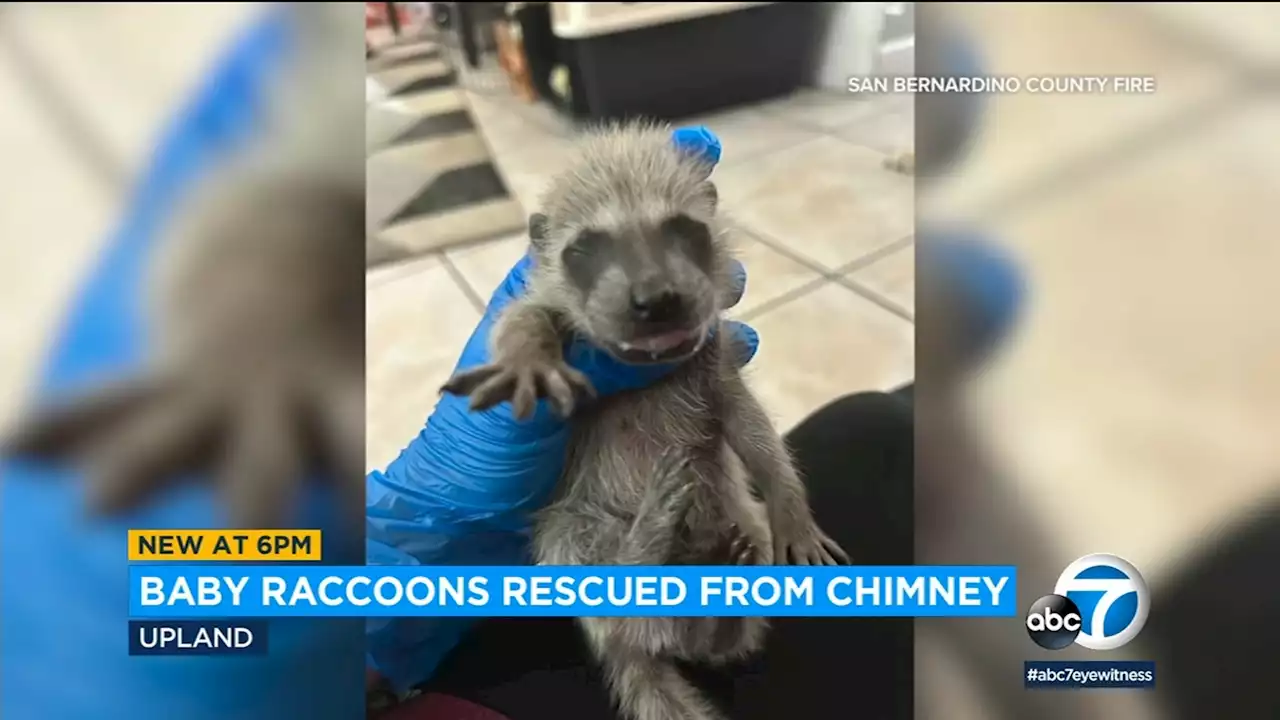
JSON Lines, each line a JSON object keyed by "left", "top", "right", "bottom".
{"left": 3, "top": 2, "right": 366, "bottom": 528}
{"left": 441, "top": 122, "right": 848, "bottom": 720}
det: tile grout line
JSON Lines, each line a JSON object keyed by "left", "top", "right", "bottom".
{"left": 831, "top": 276, "right": 913, "bottom": 322}
{"left": 734, "top": 222, "right": 915, "bottom": 322}
{"left": 0, "top": 21, "right": 127, "bottom": 195}
{"left": 754, "top": 99, "right": 864, "bottom": 137}
{"left": 832, "top": 234, "right": 914, "bottom": 275}
{"left": 822, "top": 131, "right": 897, "bottom": 158}
{"left": 712, "top": 132, "right": 833, "bottom": 175}
{"left": 438, "top": 252, "right": 487, "bottom": 314}
{"left": 737, "top": 276, "right": 833, "bottom": 324}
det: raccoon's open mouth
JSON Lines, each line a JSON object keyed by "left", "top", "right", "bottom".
{"left": 609, "top": 324, "right": 710, "bottom": 365}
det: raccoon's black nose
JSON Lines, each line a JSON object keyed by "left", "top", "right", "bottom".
{"left": 629, "top": 285, "right": 684, "bottom": 324}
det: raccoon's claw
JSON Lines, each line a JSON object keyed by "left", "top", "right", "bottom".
{"left": 441, "top": 359, "right": 596, "bottom": 420}
{"left": 771, "top": 517, "right": 850, "bottom": 567}
{"left": 728, "top": 523, "right": 760, "bottom": 565}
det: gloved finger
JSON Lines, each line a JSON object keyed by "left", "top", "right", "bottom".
{"left": 722, "top": 258, "right": 747, "bottom": 310}
{"left": 672, "top": 126, "right": 722, "bottom": 170}
{"left": 922, "top": 234, "right": 1022, "bottom": 351}
{"left": 918, "top": 232, "right": 1023, "bottom": 378}
{"left": 916, "top": 24, "right": 986, "bottom": 178}
{"left": 723, "top": 321, "right": 759, "bottom": 368}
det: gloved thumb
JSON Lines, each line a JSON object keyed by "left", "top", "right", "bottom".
{"left": 724, "top": 321, "right": 759, "bottom": 368}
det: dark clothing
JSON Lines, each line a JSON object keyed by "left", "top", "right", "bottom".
{"left": 421, "top": 391, "right": 916, "bottom": 720}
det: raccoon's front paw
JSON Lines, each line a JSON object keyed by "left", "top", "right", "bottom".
{"left": 770, "top": 513, "right": 850, "bottom": 566}
{"left": 441, "top": 358, "right": 596, "bottom": 420}
{"left": 3, "top": 359, "right": 363, "bottom": 529}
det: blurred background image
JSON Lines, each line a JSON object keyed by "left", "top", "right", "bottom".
{"left": 916, "top": 3, "right": 1279, "bottom": 719}
{"left": 1, "top": 4, "right": 367, "bottom": 719}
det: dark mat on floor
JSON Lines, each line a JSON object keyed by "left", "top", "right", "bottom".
{"left": 366, "top": 40, "right": 524, "bottom": 268}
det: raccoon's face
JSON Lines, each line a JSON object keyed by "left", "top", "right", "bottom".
{"left": 531, "top": 208, "right": 723, "bottom": 366}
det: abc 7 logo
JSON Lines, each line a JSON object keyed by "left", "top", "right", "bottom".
{"left": 1025, "top": 553, "right": 1150, "bottom": 651}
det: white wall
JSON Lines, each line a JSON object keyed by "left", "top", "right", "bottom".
{"left": 811, "top": 2, "right": 914, "bottom": 90}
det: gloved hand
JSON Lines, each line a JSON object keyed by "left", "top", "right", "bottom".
{"left": 365, "top": 127, "right": 757, "bottom": 693}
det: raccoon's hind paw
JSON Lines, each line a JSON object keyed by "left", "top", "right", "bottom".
{"left": 441, "top": 359, "right": 596, "bottom": 420}
{"left": 771, "top": 516, "right": 850, "bottom": 567}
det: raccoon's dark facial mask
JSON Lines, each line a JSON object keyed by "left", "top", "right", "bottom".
{"left": 530, "top": 211, "right": 720, "bottom": 365}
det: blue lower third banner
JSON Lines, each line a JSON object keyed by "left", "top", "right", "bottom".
{"left": 1025, "top": 661, "right": 1157, "bottom": 690}
{"left": 128, "top": 620, "right": 269, "bottom": 656}
{"left": 128, "top": 565, "right": 1017, "bottom": 618}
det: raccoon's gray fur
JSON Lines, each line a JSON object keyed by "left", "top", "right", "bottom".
{"left": 442, "top": 122, "right": 848, "bottom": 720}
{"left": 3, "top": 2, "right": 366, "bottom": 528}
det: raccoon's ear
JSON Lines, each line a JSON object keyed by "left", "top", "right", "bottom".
{"left": 700, "top": 182, "right": 718, "bottom": 214}
{"left": 528, "top": 213, "right": 549, "bottom": 249}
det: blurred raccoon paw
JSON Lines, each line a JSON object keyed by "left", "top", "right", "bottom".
{"left": 3, "top": 358, "right": 362, "bottom": 529}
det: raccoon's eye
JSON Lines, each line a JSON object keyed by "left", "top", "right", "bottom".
{"left": 561, "top": 230, "right": 613, "bottom": 292}
{"left": 661, "top": 214, "right": 713, "bottom": 269}
{"left": 564, "top": 230, "right": 608, "bottom": 260}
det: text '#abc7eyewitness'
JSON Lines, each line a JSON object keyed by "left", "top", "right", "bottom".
{"left": 1022, "top": 553, "right": 1157, "bottom": 691}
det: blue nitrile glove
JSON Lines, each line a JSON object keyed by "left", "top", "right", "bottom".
{"left": 1, "top": 7, "right": 363, "bottom": 720}
{"left": 918, "top": 229, "right": 1024, "bottom": 376}
{"left": 914, "top": 21, "right": 987, "bottom": 178}
{"left": 931, "top": 233, "right": 1022, "bottom": 361}
{"left": 365, "top": 127, "right": 757, "bottom": 692}
{"left": 918, "top": 24, "right": 1021, "bottom": 358}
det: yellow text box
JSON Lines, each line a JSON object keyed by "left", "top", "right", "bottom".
{"left": 128, "top": 530, "right": 321, "bottom": 561}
